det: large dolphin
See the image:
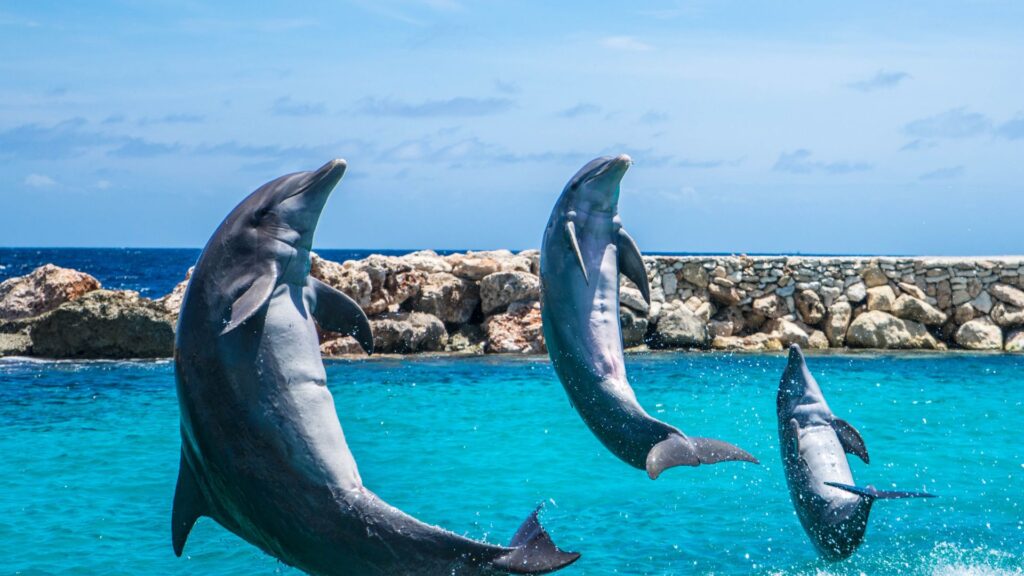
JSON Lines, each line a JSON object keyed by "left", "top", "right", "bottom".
{"left": 540, "top": 154, "right": 758, "bottom": 479}
{"left": 777, "top": 344, "right": 935, "bottom": 560}
{"left": 172, "top": 159, "right": 580, "bottom": 575}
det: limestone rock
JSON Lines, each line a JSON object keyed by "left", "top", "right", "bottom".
{"left": 445, "top": 324, "right": 486, "bottom": 354}
{"left": 0, "top": 264, "right": 101, "bottom": 321}
{"left": 825, "top": 302, "right": 852, "bottom": 347}
{"left": 859, "top": 265, "right": 888, "bottom": 288}
{"left": 479, "top": 271, "right": 540, "bottom": 315}
{"left": 620, "top": 306, "right": 649, "bottom": 348}
{"left": 448, "top": 250, "right": 530, "bottom": 281}
{"left": 711, "top": 333, "right": 783, "bottom": 352}
{"left": 846, "top": 310, "right": 939, "bottom": 349}
{"left": 762, "top": 318, "right": 809, "bottom": 348}
{"left": 399, "top": 250, "right": 452, "bottom": 274}
{"left": 409, "top": 272, "right": 480, "bottom": 324}
{"left": 652, "top": 305, "right": 708, "bottom": 348}
{"left": 30, "top": 290, "right": 175, "bottom": 359}
{"left": 753, "top": 294, "right": 787, "bottom": 320}
{"left": 484, "top": 301, "right": 545, "bottom": 354}
{"left": 898, "top": 282, "right": 926, "bottom": 300}
{"left": 154, "top": 267, "right": 193, "bottom": 317}
{"left": 0, "top": 332, "right": 32, "bottom": 357}
{"left": 619, "top": 286, "right": 650, "bottom": 315}
{"left": 795, "top": 289, "right": 825, "bottom": 325}
{"left": 708, "top": 306, "right": 745, "bottom": 338}
{"left": 709, "top": 282, "right": 742, "bottom": 306}
{"left": 1005, "top": 329, "right": 1024, "bottom": 352}
{"left": 991, "top": 302, "right": 1024, "bottom": 328}
{"left": 954, "top": 303, "right": 975, "bottom": 325}
{"left": 517, "top": 249, "right": 541, "bottom": 276}
{"left": 319, "top": 336, "right": 367, "bottom": 357}
{"left": 866, "top": 286, "right": 896, "bottom": 312}
{"left": 954, "top": 317, "right": 1003, "bottom": 351}
{"left": 347, "top": 255, "right": 427, "bottom": 315}
{"left": 971, "top": 291, "right": 993, "bottom": 314}
{"left": 680, "top": 262, "right": 709, "bottom": 288}
{"left": 845, "top": 282, "right": 867, "bottom": 304}
{"left": 807, "top": 330, "right": 830, "bottom": 350}
{"left": 891, "top": 295, "right": 947, "bottom": 326}
{"left": 311, "top": 253, "right": 374, "bottom": 310}
{"left": 990, "top": 283, "right": 1024, "bottom": 308}
{"left": 370, "top": 312, "right": 446, "bottom": 353}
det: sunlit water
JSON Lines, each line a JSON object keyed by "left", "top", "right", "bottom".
{"left": 1, "top": 352, "right": 1021, "bottom": 575}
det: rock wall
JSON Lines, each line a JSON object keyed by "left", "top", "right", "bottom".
{"left": 2, "top": 253, "right": 1023, "bottom": 359}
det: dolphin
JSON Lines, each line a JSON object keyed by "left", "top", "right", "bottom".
{"left": 777, "top": 344, "right": 936, "bottom": 561}
{"left": 540, "top": 155, "right": 758, "bottom": 479}
{"left": 172, "top": 159, "right": 580, "bottom": 575}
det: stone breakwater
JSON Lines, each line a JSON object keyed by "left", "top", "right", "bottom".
{"left": 1, "top": 252, "right": 1023, "bottom": 359}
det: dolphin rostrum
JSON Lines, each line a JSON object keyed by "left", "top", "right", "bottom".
{"left": 777, "top": 344, "right": 936, "bottom": 560}
{"left": 172, "top": 159, "right": 580, "bottom": 575}
{"left": 540, "top": 154, "right": 758, "bottom": 479}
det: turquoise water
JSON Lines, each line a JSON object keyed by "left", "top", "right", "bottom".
{"left": 1, "top": 352, "right": 1021, "bottom": 575}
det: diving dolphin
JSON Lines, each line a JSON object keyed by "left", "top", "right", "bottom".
{"left": 777, "top": 344, "right": 936, "bottom": 561}
{"left": 172, "top": 159, "right": 580, "bottom": 575}
{"left": 540, "top": 155, "right": 758, "bottom": 479}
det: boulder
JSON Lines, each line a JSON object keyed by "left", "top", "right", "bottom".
{"left": 345, "top": 255, "right": 427, "bottom": 315}
{"left": 859, "top": 265, "right": 888, "bottom": 288}
{"left": 807, "top": 330, "right": 830, "bottom": 350}
{"left": 954, "top": 317, "right": 1003, "bottom": 351}
{"left": 762, "top": 318, "right": 810, "bottom": 348}
{"left": 310, "top": 253, "right": 374, "bottom": 310}
{"left": 897, "top": 282, "right": 926, "bottom": 300}
{"left": 619, "top": 286, "right": 650, "bottom": 315}
{"left": 990, "top": 283, "right": 1024, "bottom": 308}
{"left": 795, "top": 289, "right": 825, "bottom": 325}
{"left": 652, "top": 305, "right": 708, "bottom": 348}
{"left": 398, "top": 250, "right": 452, "bottom": 274}
{"left": 846, "top": 310, "right": 939, "bottom": 349}
{"left": 29, "top": 290, "right": 175, "bottom": 358}
{"left": 752, "top": 294, "right": 787, "bottom": 319}
{"left": 971, "top": 291, "right": 993, "bottom": 315}
{"left": 479, "top": 271, "right": 540, "bottom": 315}
{"left": 824, "top": 302, "right": 852, "bottom": 347}
{"left": 891, "top": 295, "right": 947, "bottom": 326}
{"left": 1005, "top": 329, "right": 1024, "bottom": 352}
{"left": 680, "top": 262, "right": 708, "bottom": 288}
{"left": 409, "top": 272, "right": 480, "bottom": 324}
{"left": 711, "top": 333, "right": 784, "bottom": 352}
{"left": 517, "top": 249, "right": 541, "bottom": 276}
{"left": 845, "top": 282, "right": 867, "bottom": 303}
{"left": 319, "top": 335, "right": 367, "bottom": 357}
{"left": 620, "top": 306, "right": 649, "bottom": 348}
{"left": 708, "top": 306, "right": 745, "bottom": 338}
{"left": 370, "top": 312, "right": 446, "bottom": 353}
{"left": 866, "top": 286, "right": 896, "bottom": 312}
{"left": 0, "top": 332, "right": 32, "bottom": 356}
{"left": 954, "top": 303, "right": 975, "bottom": 325}
{"left": 154, "top": 267, "right": 193, "bottom": 317}
{"left": 446, "top": 324, "right": 486, "bottom": 354}
{"left": 483, "top": 301, "right": 545, "bottom": 354}
{"left": 0, "top": 264, "right": 101, "bottom": 321}
{"left": 991, "top": 302, "right": 1024, "bottom": 328}
{"left": 708, "top": 282, "right": 743, "bottom": 306}
{"left": 448, "top": 250, "right": 530, "bottom": 281}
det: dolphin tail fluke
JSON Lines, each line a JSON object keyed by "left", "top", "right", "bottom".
{"left": 172, "top": 452, "right": 206, "bottom": 557}
{"left": 825, "top": 481, "right": 937, "bottom": 500}
{"left": 646, "top": 434, "right": 760, "bottom": 480}
{"left": 492, "top": 504, "right": 580, "bottom": 575}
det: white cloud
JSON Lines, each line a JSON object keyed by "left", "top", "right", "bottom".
{"left": 601, "top": 36, "right": 654, "bottom": 52}
{"left": 95, "top": 179, "right": 111, "bottom": 190}
{"left": 24, "top": 174, "right": 57, "bottom": 188}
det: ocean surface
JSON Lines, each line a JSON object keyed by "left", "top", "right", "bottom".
{"left": 1, "top": 352, "right": 1021, "bottom": 575}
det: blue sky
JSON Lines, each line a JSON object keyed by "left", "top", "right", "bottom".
{"left": 1, "top": 1, "right": 1022, "bottom": 254}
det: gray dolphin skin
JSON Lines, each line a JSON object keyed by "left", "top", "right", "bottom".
{"left": 540, "top": 155, "right": 758, "bottom": 479}
{"left": 777, "top": 344, "right": 936, "bottom": 561}
{"left": 172, "top": 159, "right": 580, "bottom": 575}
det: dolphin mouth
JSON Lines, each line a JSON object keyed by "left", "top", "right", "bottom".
{"left": 282, "top": 158, "right": 347, "bottom": 202}
{"left": 582, "top": 154, "right": 631, "bottom": 185}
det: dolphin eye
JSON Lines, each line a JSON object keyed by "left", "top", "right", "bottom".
{"left": 252, "top": 207, "right": 270, "bottom": 226}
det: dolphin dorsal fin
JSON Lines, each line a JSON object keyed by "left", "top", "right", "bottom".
{"left": 831, "top": 417, "right": 870, "bottom": 464}
{"left": 172, "top": 452, "right": 207, "bottom": 557}
{"left": 221, "top": 271, "right": 277, "bottom": 335}
{"left": 617, "top": 227, "right": 650, "bottom": 305}
{"left": 564, "top": 221, "right": 589, "bottom": 284}
{"left": 308, "top": 277, "right": 374, "bottom": 355}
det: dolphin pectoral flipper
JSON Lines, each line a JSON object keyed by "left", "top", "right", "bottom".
{"left": 308, "top": 277, "right": 374, "bottom": 354}
{"left": 646, "top": 434, "right": 759, "bottom": 480}
{"left": 222, "top": 270, "right": 277, "bottom": 335}
{"left": 617, "top": 227, "right": 650, "bottom": 304}
{"left": 564, "top": 221, "right": 588, "bottom": 284}
{"left": 492, "top": 505, "right": 581, "bottom": 575}
{"left": 171, "top": 453, "right": 206, "bottom": 557}
{"left": 824, "top": 482, "right": 937, "bottom": 500}
{"left": 831, "top": 417, "right": 870, "bottom": 464}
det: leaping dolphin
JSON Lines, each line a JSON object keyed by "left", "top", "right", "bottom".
{"left": 777, "top": 344, "right": 936, "bottom": 561}
{"left": 172, "top": 159, "right": 580, "bottom": 575}
{"left": 540, "top": 155, "right": 758, "bottom": 479}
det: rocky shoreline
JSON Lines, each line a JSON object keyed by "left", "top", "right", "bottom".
{"left": 2, "top": 252, "right": 1023, "bottom": 359}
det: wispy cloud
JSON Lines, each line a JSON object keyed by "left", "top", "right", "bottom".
{"left": 904, "top": 107, "right": 992, "bottom": 139}
{"left": 137, "top": 113, "right": 205, "bottom": 126}
{"left": 677, "top": 158, "right": 725, "bottom": 169}
{"left": 0, "top": 118, "right": 114, "bottom": 159}
{"left": 271, "top": 97, "right": 327, "bottom": 117}
{"left": 773, "top": 149, "right": 872, "bottom": 175}
{"left": 639, "top": 110, "right": 669, "bottom": 125}
{"left": 997, "top": 116, "right": 1024, "bottom": 140}
{"left": 494, "top": 79, "right": 519, "bottom": 95}
{"left": 900, "top": 138, "right": 937, "bottom": 152}
{"left": 557, "top": 103, "right": 601, "bottom": 118}
{"left": 602, "top": 36, "right": 653, "bottom": 52}
{"left": 24, "top": 174, "right": 57, "bottom": 188}
{"left": 919, "top": 166, "right": 964, "bottom": 180}
{"left": 109, "top": 138, "right": 182, "bottom": 158}
{"left": 356, "top": 96, "right": 514, "bottom": 117}
{"left": 848, "top": 70, "right": 911, "bottom": 92}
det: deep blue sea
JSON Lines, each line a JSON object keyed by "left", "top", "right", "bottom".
{"left": 1, "top": 352, "right": 1021, "bottom": 575}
